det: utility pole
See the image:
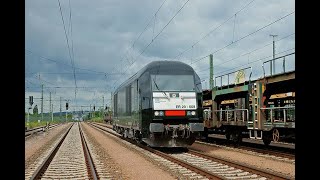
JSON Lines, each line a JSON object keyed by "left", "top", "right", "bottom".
{"left": 41, "top": 84, "right": 44, "bottom": 122}
{"left": 270, "top": 34, "right": 277, "bottom": 75}
{"left": 209, "top": 54, "right": 213, "bottom": 89}
{"left": 90, "top": 104, "right": 92, "bottom": 119}
{"left": 111, "top": 92, "right": 113, "bottom": 118}
{"left": 49, "top": 92, "right": 51, "bottom": 123}
{"left": 60, "top": 97, "right": 62, "bottom": 121}
{"left": 102, "top": 96, "right": 104, "bottom": 119}
{"left": 66, "top": 100, "right": 68, "bottom": 122}
{"left": 51, "top": 104, "right": 53, "bottom": 122}
{"left": 27, "top": 107, "right": 30, "bottom": 127}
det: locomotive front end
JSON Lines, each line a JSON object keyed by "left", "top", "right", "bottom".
{"left": 145, "top": 74, "right": 204, "bottom": 147}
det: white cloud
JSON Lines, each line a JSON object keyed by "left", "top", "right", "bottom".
{"left": 25, "top": 0, "right": 295, "bottom": 112}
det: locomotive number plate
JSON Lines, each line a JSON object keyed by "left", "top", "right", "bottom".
{"left": 176, "top": 105, "right": 195, "bottom": 109}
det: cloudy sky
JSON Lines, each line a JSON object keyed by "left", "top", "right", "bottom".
{"left": 25, "top": 0, "right": 295, "bottom": 113}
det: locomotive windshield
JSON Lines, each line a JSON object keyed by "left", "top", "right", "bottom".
{"left": 151, "top": 74, "right": 195, "bottom": 91}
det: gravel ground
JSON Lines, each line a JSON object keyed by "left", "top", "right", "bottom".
{"left": 26, "top": 122, "right": 294, "bottom": 179}
{"left": 95, "top": 122, "right": 296, "bottom": 178}
{"left": 81, "top": 122, "right": 176, "bottom": 180}
{"left": 191, "top": 142, "right": 295, "bottom": 178}
{"left": 80, "top": 123, "right": 127, "bottom": 179}
{"left": 25, "top": 123, "right": 71, "bottom": 161}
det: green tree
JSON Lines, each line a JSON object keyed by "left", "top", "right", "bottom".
{"left": 33, "top": 105, "right": 38, "bottom": 115}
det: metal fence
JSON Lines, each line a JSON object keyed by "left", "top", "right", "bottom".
{"left": 214, "top": 67, "right": 252, "bottom": 89}
{"left": 214, "top": 108, "right": 249, "bottom": 122}
{"left": 260, "top": 106, "right": 295, "bottom": 123}
{"left": 262, "top": 52, "right": 295, "bottom": 77}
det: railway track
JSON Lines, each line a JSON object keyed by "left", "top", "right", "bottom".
{"left": 95, "top": 122, "right": 294, "bottom": 161}
{"left": 89, "top": 122, "right": 292, "bottom": 179}
{"left": 195, "top": 138, "right": 295, "bottom": 162}
{"left": 27, "top": 122, "right": 98, "bottom": 180}
{"left": 238, "top": 145, "right": 294, "bottom": 160}
{"left": 206, "top": 134, "right": 295, "bottom": 149}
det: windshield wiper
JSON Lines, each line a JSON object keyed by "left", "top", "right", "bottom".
{"left": 195, "top": 82, "right": 202, "bottom": 92}
{"left": 153, "top": 78, "right": 170, "bottom": 100}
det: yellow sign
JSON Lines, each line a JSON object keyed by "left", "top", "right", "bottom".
{"left": 234, "top": 70, "right": 245, "bottom": 84}
{"left": 203, "top": 100, "right": 212, "bottom": 106}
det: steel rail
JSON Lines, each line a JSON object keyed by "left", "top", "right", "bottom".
{"left": 78, "top": 122, "right": 99, "bottom": 180}
{"left": 189, "top": 149, "right": 290, "bottom": 180}
{"left": 29, "top": 123, "right": 74, "bottom": 180}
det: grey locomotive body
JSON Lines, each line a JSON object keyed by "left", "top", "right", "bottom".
{"left": 112, "top": 61, "right": 204, "bottom": 147}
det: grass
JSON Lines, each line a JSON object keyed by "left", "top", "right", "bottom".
{"left": 25, "top": 119, "right": 62, "bottom": 129}
{"left": 25, "top": 121, "right": 47, "bottom": 129}
{"left": 25, "top": 113, "right": 103, "bottom": 129}
{"left": 89, "top": 117, "right": 104, "bottom": 123}
{"left": 25, "top": 113, "right": 74, "bottom": 129}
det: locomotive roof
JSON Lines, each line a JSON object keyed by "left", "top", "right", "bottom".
{"left": 114, "top": 60, "right": 195, "bottom": 93}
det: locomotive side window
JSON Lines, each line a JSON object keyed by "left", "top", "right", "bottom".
{"left": 139, "top": 72, "right": 151, "bottom": 110}
{"left": 126, "top": 85, "right": 132, "bottom": 116}
{"left": 194, "top": 73, "right": 202, "bottom": 93}
{"left": 113, "top": 93, "right": 118, "bottom": 118}
{"left": 118, "top": 88, "right": 126, "bottom": 117}
{"left": 131, "top": 80, "right": 138, "bottom": 112}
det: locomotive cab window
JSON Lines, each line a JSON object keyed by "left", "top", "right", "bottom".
{"left": 151, "top": 74, "right": 195, "bottom": 91}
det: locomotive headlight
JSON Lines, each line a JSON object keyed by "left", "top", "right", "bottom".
{"left": 154, "top": 111, "right": 159, "bottom": 116}
{"left": 159, "top": 111, "right": 164, "bottom": 116}
{"left": 191, "top": 111, "right": 196, "bottom": 116}
{"left": 187, "top": 111, "right": 191, "bottom": 115}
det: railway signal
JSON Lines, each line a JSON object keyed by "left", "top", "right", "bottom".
{"left": 65, "top": 102, "right": 69, "bottom": 122}
{"left": 29, "top": 96, "right": 33, "bottom": 107}
{"left": 27, "top": 96, "right": 33, "bottom": 128}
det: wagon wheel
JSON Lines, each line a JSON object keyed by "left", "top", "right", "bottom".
{"left": 262, "top": 131, "right": 271, "bottom": 146}
{"left": 272, "top": 129, "right": 280, "bottom": 142}
{"left": 225, "top": 133, "right": 230, "bottom": 141}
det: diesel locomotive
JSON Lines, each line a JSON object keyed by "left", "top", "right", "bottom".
{"left": 112, "top": 60, "right": 204, "bottom": 147}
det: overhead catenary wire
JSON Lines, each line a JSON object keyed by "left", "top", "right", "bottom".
{"left": 31, "top": 75, "right": 57, "bottom": 86}
{"left": 114, "top": 0, "right": 191, "bottom": 89}
{"left": 68, "top": 0, "right": 78, "bottom": 106}
{"left": 199, "top": 48, "right": 295, "bottom": 80}
{"left": 25, "top": 49, "right": 109, "bottom": 75}
{"left": 68, "top": 0, "right": 75, "bottom": 64}
{"left": 25, "top": 49, "right": 72, "bottom": 69}
{"left": 195, "top": 33, "right": 295, "bottom": 73}
{"left": 134, "top": 0, "right": 191, "bottom": 63}
{"left": 68, "top": 0, "right": 78, "bottom": 110}
{"left": 25, "top": 79, "right": 38, "bottom": 86}
{"left": 113, "top": 0, "right": 168, "bottom": 72}
{"left": 57, "top": 0, "right": 77, "bottom": 89}
{"left": 109, "top": 0, "right": 170, "bottom": 79}
{"left": 57, "top": 0, "right": 78, "bottom": 112}
{"left": 214, "top": 49, "right": 295, "bottom": 77}
{"left": 191, "top": 11, "right": 295, "bottom": 65}
{"left": 174, "top": 0, "right": 256, "bottom": 59}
